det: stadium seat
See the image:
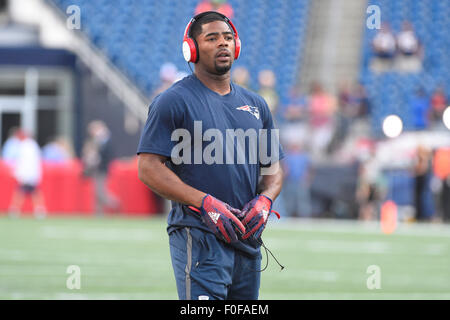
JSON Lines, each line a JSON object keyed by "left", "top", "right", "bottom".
{"left": 48, "top": 0, "right": 310, "bottom": 102}
{"left": 361, "top": 0, "right": 450, "bottom": 135}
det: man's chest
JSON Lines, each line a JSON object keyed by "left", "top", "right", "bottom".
{"left": 183, "top": 99, "right": 264, "bottom": 133}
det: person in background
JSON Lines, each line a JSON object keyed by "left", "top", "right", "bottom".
{"left": 279, "top": 84, "right": 309, "bottom": 154}
{"left": 430, "top": 86, "right": 447, "bottom": 125}
{"left": 395, "top": 21, "right": 423, "bottom": 73}
{"left": 42, "top": 136, "right": 74, "bottom": 163}
{"left": 231, "top": 66, "right": 250, "bottom": 90}
{"left": 151, "top": 62, "right": 178, "bottom": 100}
{"left": 281, "top": 84, "right": 308, "bottom": 124}
{"left": 195, "top": 0, "right": 234, "bottom": 18}
{"left": 175, "top": 71, "right": 189, "bottom": 83}
{"left": 410, "top": 87, "right": 431, "bottom": 130}
{"left": 281, "top": 141, "right": 312, "bottom": 218}
{"left": 2, "top": 127, "right": 21, "bottom": 168}
{"left": 8, "top": 129, "right": 46, "bottom": 219}
{"left": 82, "top": 120, "right": 120, "bottom": 215}
{"left": 258, "top": 69, "right": 279, "bottom": 115}
{"left": 413, "top": 145, "right": 435, "bottom": 222}
{"left": 308, "top": 81, "right": 337, "bottom": 157}
{"left": 356, "top": 160, "right": 378, "bottom": 221}
{"left": 351, "top": 82, "right": 370, "bottom": 119}
{"left": 441, "top": 171, "right": 450, "bottom": 223}
{"left": 370, "top": 22, "right": 396, "bottom": 73}
{"left": 432, "top": 148, "right": 450, "bottom": 223}
{"left": 332, "top": 80, "right": 354, "bottom": 152}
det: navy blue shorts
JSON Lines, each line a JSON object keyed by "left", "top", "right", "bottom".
{"left": 20, "top": 184, "right": 37, "bottom": 194}
{"left": 169, "top": 227, "right": 262, "bottom": 300}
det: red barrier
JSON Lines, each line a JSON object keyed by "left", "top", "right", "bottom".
{"left": 0, "top": 161, "right": 18, "bottom": 211}
{"left": 0, "top": 157, "right": 160, "bottom": 216}
{"left": 107, "top": 157, "right": 161, "bottom": 215}
{"left": 40, "top": 160, "right": 94, "bottom": 214}
{"left": 0, "top": 160, "right": 94, "bottom": 215}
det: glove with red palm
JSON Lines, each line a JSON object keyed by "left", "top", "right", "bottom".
{"left": 237, "top": 195, "right": 280, "bottom": 240}
{"left": 188, "top": 194, "right": 246, "bottom": 244}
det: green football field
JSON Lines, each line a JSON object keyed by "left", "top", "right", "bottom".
{"left": 1, "top": 215, "right": 449, "bottom": 300}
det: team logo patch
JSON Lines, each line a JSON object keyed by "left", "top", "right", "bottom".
{"left": 236, "top": 105, "right": 260, "bottom": 119}
{"left": 208, "top": 212, "right": 220, "bottom": 224}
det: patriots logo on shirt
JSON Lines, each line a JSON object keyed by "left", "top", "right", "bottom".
{"left": 236, "top": 105, "right": 260, "bottom": 119}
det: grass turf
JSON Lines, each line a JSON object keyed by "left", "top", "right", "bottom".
{"left": 0, "top": 215, "right": 449, "bottom": 299}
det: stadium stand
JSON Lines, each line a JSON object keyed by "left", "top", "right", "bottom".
{"left": 48, "top": 0, "right": 310, "bottom": 102}
{"left": 360, "top": 0, "right": 450, "bottom": 135}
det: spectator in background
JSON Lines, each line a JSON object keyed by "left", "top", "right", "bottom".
{"left": 351, "top": 83, "right": 371, "bottom": 119}
{"left": 151, "top": 62, "right": 178, "bottom": 100}
{"left": 330, "top": 80, "right": 355, "bottom": 153}
{"left": 42, "top": 136, "right": 74, "bottom": 163}
{"left": 8, "top": 129, "right": 46, "bottom": 219}
{"left": 413, "top": 145, "right": 435, "bottom": 222}
{"left": 279, "top": 84, "right": 309, "bottom": 151}
{"left": 308, "top": 82, "right": 337, "bottom": 157}
{"left": 195, "top": 0, "right": 234, "bottom": 18}
{"left": 82, "top": 120, "right": 120, "bottom": 215}
{"left": 430, "top": 86, "right": 448, "bottom": 124}
{"left": 356, "top": 159, "right": 379, "bottom": 221}
{"left": 2, "top": 127, "right": 21, "bottom": 168}
{"left": 370, "top": 22, "right": 396, "bottom": 73}
{"left": 432, "top": 148, "right": 450, "bottom": 223}
{"left": 232, "top": 66, "right": 250, "bottom": 90}
{"left": 281, "top": 84, "right": 308, "bottom": 124}
{"left": 330, "top": 82, "right": 371, "bottom": 153}
{"left": 175, "top": 71, "right": 189, "bottom": 83}
{"left": 258, "top": 69, "right": 279, "bottom": 115}
{"left": 395, "top": 21, "right": 423, "bottom": 73}
{"left": 410, "top": 87, "right": 431, "bottom": 130}
{"left": 281, "top": 141, "right": 312, "bottom": 218}
{"left": 441, "top": 172, "right": 450, "bottom": 223}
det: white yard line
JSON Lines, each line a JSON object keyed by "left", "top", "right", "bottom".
{"left": 38, "top": 226, "right": 159, "bottom": 242}
{"left": 261, "top": 237, "right": 448, "bottom": 256}
{"left": 270, "top": 218, "right": 450, "bottom": 238}
{"left": 260, "top": 292, "right": 450, "bottom": 300}
{"left": 5, "top": 290, "right": 450, "bottom": 300}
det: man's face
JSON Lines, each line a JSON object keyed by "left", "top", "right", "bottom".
{"left": 196, "top": 20, "right": 235, "bottom": 75}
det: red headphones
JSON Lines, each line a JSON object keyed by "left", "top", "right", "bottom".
{"left": 182, "top": 11, "right": 241, "bottom": 63}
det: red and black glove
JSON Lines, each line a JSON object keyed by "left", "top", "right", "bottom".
{"left": 188, "top": 194, "right": 246, "bottom": 244}
{"left": 237, "top": 195, "right": 280, "bottom": 240}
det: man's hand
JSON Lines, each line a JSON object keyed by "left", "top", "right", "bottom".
{"left": 238, "top": 195, "right": 280, "bottom": 240}
{"left": 188, "top": 194, "right": 246, "bottom": 244}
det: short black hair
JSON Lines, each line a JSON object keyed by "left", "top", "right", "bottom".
{"left": 190, "top": 11, "right": 232, "bottom": 41}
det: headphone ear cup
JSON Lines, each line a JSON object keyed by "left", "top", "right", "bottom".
{"left": 183, "top": 38, "right": 198, "bottom": 63}
{"left": 234, "top": 37, "right": 241, "bottom": 60}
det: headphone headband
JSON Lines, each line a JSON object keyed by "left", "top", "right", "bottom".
{"left": 182, "top": 11, "right": 241, "bottom": 63}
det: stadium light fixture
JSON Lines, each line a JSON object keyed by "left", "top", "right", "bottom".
{"left": 382, "top": 115, "right": 403, "bottom": 138}
{"left": 443, "top": 106, "right": 450, "bottom": 130}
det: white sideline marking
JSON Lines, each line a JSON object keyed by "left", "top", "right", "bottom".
{"left": 261, "top": 292, "right": 450, "bottom": 300}
{"left": 39, "top": 226, "right": 156, "bottom": 241}
{"left": 271, "top": 218, "right": 450, "bottom": 238}
{"left": 306, "top": 240, "right": 390, "bottom": 254}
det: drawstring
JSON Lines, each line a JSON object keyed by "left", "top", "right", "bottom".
{"left": 259, "top": 238, "right": 285, "bottom": 272}
{"left": 255, "top": 209, "right": 284, "bottom": 272}
{"left": 248, "top": 237, "right": 285, "bottom": 273}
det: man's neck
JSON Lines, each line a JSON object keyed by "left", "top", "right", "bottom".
{"left": 194, "top": 69, "right": 231, "bottom": 96}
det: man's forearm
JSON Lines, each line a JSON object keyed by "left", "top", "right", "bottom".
{"left": 259, "top": 163, "right": 284, "bottom": 201}
{"left": 138, "top": 155, "right": 206, "bottom": 208}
